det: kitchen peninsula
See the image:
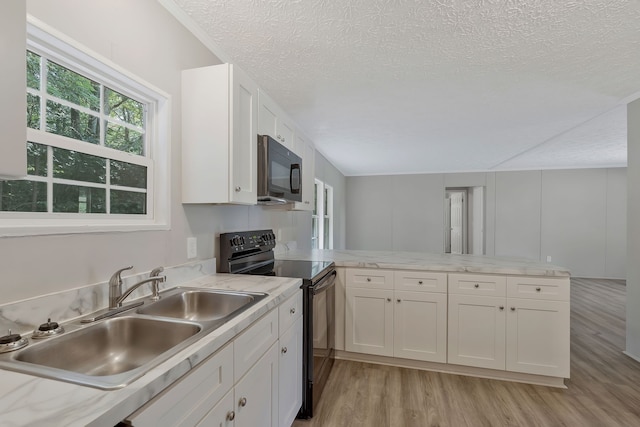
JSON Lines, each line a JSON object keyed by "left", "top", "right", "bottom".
{"left": 278, "top": 249, "right": 571, "bottom": 387}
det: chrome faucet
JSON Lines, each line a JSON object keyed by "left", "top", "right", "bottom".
{"left": 108, "top": 266, "right": 166, "bottom": 309}
{"left": 114, "top": 276, "right": 166, "bottom": 308}
{"left": 108, "top": 266, "right": 133, "bottom": 310}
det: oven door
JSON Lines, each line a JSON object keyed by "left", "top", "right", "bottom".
{"left": 303, "top": 270, "right": 336, "bottom": 418}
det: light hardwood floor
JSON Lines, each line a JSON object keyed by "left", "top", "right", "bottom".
{"left": 293, "top": 278, "right": 640, "bottom": 427}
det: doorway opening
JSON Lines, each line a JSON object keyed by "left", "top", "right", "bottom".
{"left": 444, "top": 187, "right": 484, "bottom": 255}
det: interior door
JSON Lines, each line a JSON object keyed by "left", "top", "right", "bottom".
{"left": 450, "top": 192, "right": 464, "bottom": 254}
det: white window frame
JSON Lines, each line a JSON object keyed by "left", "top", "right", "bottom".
{"left": 312, "top": 178, "right": 333, "bottom": 250}
{"left": 0, "top": 16, "right": 171, "bottom": 237}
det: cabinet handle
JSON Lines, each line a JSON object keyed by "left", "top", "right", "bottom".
{"left": 510, "top": 307, "right": 516, "bottom": 311}
{"left": 418, "top": 280, "right": 423, "bottom": 285}
{"left": 282, "top": 346, "right": 288, "bottom": 354}
{"left": 227, "top": 411, "right": 236, "bottom": 421}
{"left": 277, "top": 134, "right": 282, "bottom": 140}
{"left": 397, "top": 299, "right": 401, "bottom": 303}
{"left": 474, "top": 284, "right": 479, "bottom": 288}
{"left": 305, "top": 200, "right": 310, "bottom": 204}
{"left": 386, "top": 298, "right": 391, "bottom": 302}
{"left": 536, "top": 287, "right": 541, "bottom": 292}
{"left": 499, "top": 306, "right": 504, "bottom": 310}
{"left": 290, "top": 307, "right": 296, "bottom": 315}
{"left": 239, "top": 397, "right": 247, "bottom": 407}
{"left": 235, "top": 186, "right": 241, "bottom": 192}
{"left": 366, "top": 278, "right": 371, "bottom": 282}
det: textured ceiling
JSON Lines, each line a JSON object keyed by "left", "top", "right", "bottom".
{"left": 166, "top": 0, "right": 640, "bottom": 176}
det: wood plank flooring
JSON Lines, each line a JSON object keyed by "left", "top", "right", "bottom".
{"left": 293, "top": 278, "right": 640, "bottom": 427}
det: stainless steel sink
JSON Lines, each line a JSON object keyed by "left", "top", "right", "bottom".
{"left": 137, "top": 288, "right": 268, "bottom": 322}
{"left": 0, "top": 287, "right": 268, "bottom": 390}
{"left": 0, "top": 316, "right": 201, "bottom": 389}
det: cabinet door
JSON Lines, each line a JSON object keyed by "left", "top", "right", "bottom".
{"left": 258, "top": 90, "right": 278, "bottom": 140}
{"left": 345, "top": 288, "right": 394, "bottom": 356}
{"left": 506, "top": 298, "right": 570, "bottom": 377}
{"left": 235, "top": 343, "right": 279, "bottom": 427}
{"left": 278, "top": 318, "right": 303, "bottom": 427}
{"left": 394, "top": 291, "right": 447, "bottom": 363}
{"left": 448, "top": 294, "right": 506, "bottom": 370}
{"left": 276, "top": 115, "right": 295, "bottom": 150}
{"left": 229, "top": 66, "right": 258, "bottom": 204}
{"left": 0, "top": 0, "right": 26, "bottom": 178}
{"left": 196, "top": 390, "right": 235, "bottom": 427}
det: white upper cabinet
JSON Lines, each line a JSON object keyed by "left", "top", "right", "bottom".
{"left": 292, "top": 131, "right": 315, "bottom": 211}
{"left": 0, "top": 1, "right": 27, "bottom": 178}
{"left": 257, "top": 90, "right": 295, "bottom": 150}
{"left": 182, "top": 63, "right": 258, "bottom": 204}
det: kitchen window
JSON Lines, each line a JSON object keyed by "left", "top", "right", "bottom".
{"left": 0, "top": 19, "right": 171, "bottom": 236}
{"left": 312, "top": 179, "right": 333, "bottom": 249}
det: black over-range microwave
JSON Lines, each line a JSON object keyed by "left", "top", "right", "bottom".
{"left": 257, "top": 134, "right": 302, "bottom": 204}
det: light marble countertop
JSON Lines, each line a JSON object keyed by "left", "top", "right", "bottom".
{"left": 0, "top": 273, "right": 301, "bottom": 427}
{"left": 277, "top": 249, "right": 571, "bottom": 277}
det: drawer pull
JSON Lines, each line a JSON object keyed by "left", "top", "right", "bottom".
{"left": 290, "top": 307, "right": 296, "bottom": 315}
{"left": 282, "top": 346, "right": 288, "bottom": 354}
{"left": 235, "top": 186, "right": 241, "bottom": 192}
{"left": 499, "top": 306, "right": 504, "bottom": 310}
{"left": 397, "top": 299, "right": 401, "bottom": 303}
{"left": 366, "top": 278, "right": 371, "bottom": 282}
{"left": 227, "top": 411, "right": 236, "bottom": 421}
{"left": 387, "top": 298, "right": 391, "bottom": 302}
{"left": 239, "top": 397, "right": 247, "bottom": 407}
{"left": 418, "top": 280, "right": 423, "bottom": 285}
{"left": 474, "top": 284, "right": 479, "bottom": 288}
{"left": 536, "top": 287, "right": 541, "bottom": 292}
{"left": 511, "top": 307, "right": 516, "bottom": 311}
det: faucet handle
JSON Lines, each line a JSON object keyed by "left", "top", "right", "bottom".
{"left": 150, "top": 266, "right": 164, "bottom": 277}
{"left": 110, "top": 265, "right": 133, "bottom": 285}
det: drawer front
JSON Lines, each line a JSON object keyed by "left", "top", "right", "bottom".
{"left": 346, "top": 268, "right": 394, "bottom": 289}
{"left": 234, "top": 309, "right": 278, "bottom": 381}
{"left": 449, "top": 273, "right": 506, "bottom": 296}
{"left": 279, "top": 290, "right": 303, "bottom": 336}
{"left": 506, "top": 276, "right": 570, "bottom": 301}
{"left": 127, "top": 343, "right": 234, "bottom": 427}
{"left": 394, "top": 271, "right": 447, "bottom": 293}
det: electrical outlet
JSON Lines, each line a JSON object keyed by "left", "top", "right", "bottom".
{"left": 187, "top": 237, "right": 197, "bottom": 259}
{"left": 546, "top": 255, "right": 552, "bottom": 263}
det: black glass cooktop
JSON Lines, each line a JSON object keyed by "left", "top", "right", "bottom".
{"left": 246, "top": 259, "right": 334, "bottom": 282}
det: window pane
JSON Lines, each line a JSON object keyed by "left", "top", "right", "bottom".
{"left": 313, "top": 182, "right": 318, "bottom": 215}
{"left": 27, "top": 51, "right": 40, "bottom": 90}
{"left": 324, "top": 218, "right": 330, "bottom": 249}
{"left": 324, "top": 187, "right": 328, "bottom": 211}
{"left": 105, "top": 122, "right": 144, "bottom": 155}
{"left": 46, "top": 100, "right": 100, "bottom": 144}
{"left": 111, "top": 190, "right": 146, "bottom": 214}
{"left": 105, "top": 88, "right": 144, "bottom": 127}
{"left": 27, "top": 142, "right": 47, "bottom": 177}
{"left": 53, "top": 148, "right": 106, "bottom": 184}
{"left": 0, "top": 180, "right": 47, "bottom": 212}
{"left": 110, "top": 160, "right": 147, "bottom": 189}
{"left": 53, "top": 184, "right": 105, "bottom": 213}
{"left": 47, "top": 61, "right": 100, "bottom": 111}
{"left": 27, "top": 93, "right": 40, "bottom": 130}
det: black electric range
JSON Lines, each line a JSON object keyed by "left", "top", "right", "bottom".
{"left": 219, "top": 230, "right": 336, "bottom": 419}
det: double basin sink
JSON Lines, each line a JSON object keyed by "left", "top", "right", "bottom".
{"left": 0, "top": 287, "right": 267, "bottom": 389}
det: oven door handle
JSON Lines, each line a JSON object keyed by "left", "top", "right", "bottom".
{"left": 312, "top": 270, "right": 337, "bottom": 295}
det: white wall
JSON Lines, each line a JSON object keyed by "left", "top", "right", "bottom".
{"left": 0, "top": 0, "right": 344, "bottom": 305}
{"left": 346, "top": 168, "right": 626, "bottom": 278}
{"left": 626, "top": 99, "right": 640, "bottom": 359}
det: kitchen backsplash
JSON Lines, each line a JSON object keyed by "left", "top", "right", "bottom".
{"left": 0, "top": 259, "right": 216, "bottom": 337}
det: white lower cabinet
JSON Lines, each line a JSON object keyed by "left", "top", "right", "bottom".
{"left": 394, "top": 291, "right": 447, "bottom": 363}
{"left": 505, "top": 298, "right": 570, "bottom": 377}
{"left": 447, "top": 294, "right": 506, "bottom": 370}
{"left": 126, "top": 290, "right": 307, "bottom": 427}
{"left": 278, "top": 317, "right": 303, "bottom": 427}
{"left": 447, "top": 274, "right": 570, "bottom": 378}
{"left": 345, "top": 269, "right": 448, "bottom": 363}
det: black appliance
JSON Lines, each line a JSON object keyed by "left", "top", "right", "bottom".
{"left": 257, "top": 135, "right": 302, "bottom": 205}
{"left": 219, "top": 229, "right": 335, "bottom": 419}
